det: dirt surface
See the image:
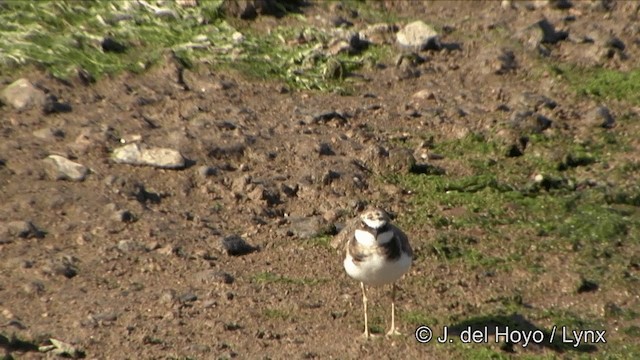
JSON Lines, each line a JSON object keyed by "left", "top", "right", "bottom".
{"left": 1, "top": 1, "right": 640, "bottom": 359}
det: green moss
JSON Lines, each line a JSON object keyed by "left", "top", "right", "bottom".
{"left": 400, "top": 310, "right": 438, "bottom": 326}
{"left": 552, "top": 65, "right": 640, "bottom": 105}
{"left": 0, "top": 1, "right": 393, "bottom": 93}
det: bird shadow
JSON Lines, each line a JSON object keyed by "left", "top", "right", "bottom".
{"left": 0, "top": 333, "right": 39, "bottom": 354}
{"left": 448, "top": 313, "right": 598, "bottom": 354}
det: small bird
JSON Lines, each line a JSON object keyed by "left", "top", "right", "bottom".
{"left": 331, "top": 207, "right": 413, "bottom": 338}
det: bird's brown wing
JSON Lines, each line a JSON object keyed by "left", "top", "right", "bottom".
{"left": 330, "top": 215, "right": 360, "bottom": 251}
{"left": 390, "top": 223, "right": 413, "bottom": 258}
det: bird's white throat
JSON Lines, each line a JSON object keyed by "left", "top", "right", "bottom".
{"left": 354, "top": 228, "right": 394, "bottom": 246}
{"left": 361, "top": 217, "right": 387, "bottom": 229}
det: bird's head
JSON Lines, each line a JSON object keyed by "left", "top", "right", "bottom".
{"left": 360, "top": 207, "right": 390, "bottom": 234}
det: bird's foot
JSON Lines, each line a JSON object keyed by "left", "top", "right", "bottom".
{"left": 385, "top": 328, "right": 402, "bottom": 337}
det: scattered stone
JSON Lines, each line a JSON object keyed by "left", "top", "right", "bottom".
{"left": 222, "top": 0, "right": 286, "bottom": 20}
{"left": 328, "top": 15, "right": 353, "bottom": 28}
{"left": 157, "top": 244, "right": 177, "bottom": 256}
{"left": 160, "top": 290, "right": 177, "bottom": 304}
{"left": 105, "top": 177, "right": 161, "bottom": 204}
{"left": 577, "top": 278, "right": 599, "bottom": 293}
{"left": 195, "top": 270, "right": 235, "bottom": 285}
{"left": 231, "top": 174, "right": 252, "bottom": 194}
{"left": 359, "top": 23, "right": 398, "bottom": 45}
{"left": 23, "top": 281, "right": 45, "bottom": 295}
{"left": 512, "top": 92, "right": 557, "bottom": 111}
{"left": 0, "top": 78, "right": 46, "bottom": 110}
{"left": 219, "top": 234, "right": 257, "bottom": 256}
{"left": 501, "top": 0, "right": 514, "bottom": 9}
{"left": 43, "top": 256, "right": 78, "bottom": 279}
{"left": 480, "top": 48, "right": 517, "bottom": 75}
{"left": 85, "top": 312, "right": 119, "bottom": 327}
{"left": 388, "top": 148, "right": 417, "bottom": 173}
{"left": 101, "top": 37, "right": 127, "bottom": 53}
{"left": 516, "top": 18, "right": 568, "bottom": 55}
{"left": 231, "top": 31, "right": 245, "bottom": 44}
{"left": 586, "top": 106, "right": 615, "bottom": 128}
{"left": 532, "top": 0, "right": 573, "bottom": 9}
{"left": 412, "top": 89, "right": 435, "bottom": 100}
{"left": 117, "top": 239, "right": 144, "bottom": 252}
{"left": 32, "top": 127, "right": 65, "bottom": 141}
{"left": 111, "top": 143, "right": 186, "bottom": 169}
{"left": 558, "top": 152, "right": 596, "bottom": 171}
{"left": 396, "top": 21, "right": 441, "bottom": 51}
{"left": 510, "top": 110, "right": 553, "bottom": 134}
{"left": 506, "top": 136, "right": 529, "bottom": 157}
{"left": 44, "top": 155, "right": 88, "bottom": 182}
{"left": 248, "top": 185, "right": 280, "bottom": 206}
{"left": 287, "top": 216, "right": 330, "bottom": 239}
{"left": 321, "top": 169, "right": 341, "bottom": 185}
{"left": 304, "top": 110, "right": 348, "bottom": 125}
{"left": 410, "top": 162, "right": 446, "bottom": 175}
{"left": 42, "top": 94, "right": 72, "bottom": 114}
{"left": 394, "top": 53, "right": 423, "bottom": 79}
{"left": 179, "top": 293, "right": 198, "bottom": 303}
{"left": 281, "top": 183, "right": 299, "bottom": 198}
{"left": 197, "top": 165, "right": 219, "bottom": 178}
{"left": 316, "top": 142, "right": 335, "bottom": 156}
{"left": 0, "top": 221, "right": 45, "bottom": 242}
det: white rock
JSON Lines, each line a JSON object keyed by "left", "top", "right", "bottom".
{"left": 396, "top": 21, "right": 440, "bottom": 51}
{"left": 111, "top": 143, "right": 185, "bottom": 169}
{"left": 412, "top": 89, "right": 435, "bottom": 100}
{"left": 0, "top": 78, "right": 46, "bottom": 110}
{"left": 45, "top": 155, "right": 88, "bottom": 181}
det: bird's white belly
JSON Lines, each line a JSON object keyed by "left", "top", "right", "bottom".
{"left": 344, "top": 252, "right": 412, "bottom": 286}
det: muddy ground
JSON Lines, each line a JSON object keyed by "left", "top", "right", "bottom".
{"left": 1, "top": 1, "right": 640, "bottom": 359}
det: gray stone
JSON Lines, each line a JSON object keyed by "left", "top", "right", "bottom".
{"left": 359, "top": 23, "right": 397, "bottom": 45}
{"left": 44, "top": 155, "right": 88, "bottom": 181}
{"left": 195, "top": 270, "right": 235, "bottom": 284}
{"left": 515, "top": 18, "right": 568, "bottom": 55}
{"left": 531, "top": 0, "right": 573, "bottom": 9}
{"left": 0, "top": 78, "right": 46, "bottom": 110}
{"left": 512, "top": 92, "right": 557, "bottom": 111}
{"left": 179, "top": 292, "right": 198, "bottom": 303}
{"left": 396, "top": 21, "right": 440, "bottom": 51}
{"left": 586, "top": 106, "right": 615, "bottom": 129}
{"left": 248, "top": 185, "right": 280, "bottom": 206}
{"left": 112, "top": 209, "right": 136, "bottom": 223}
{"left": 117, "top": 240, "right": 144, "bottom": 252}
{"left": 287, "top": 216, "right": 329, "bottom": 239}
{"left": 479, "top": 48, "right": 517, "bottom": 75}
{"left": 0, "top": 220, "right": 44, "bottom": 242}
{"left": 197, "top": 165, "right": 218, "bottom": 178}
{"left": 32, "top": 127, "right": 65, "bottom": 141}
{"left": 510, "top": 111, "right": 553, "bottom": 133}
{"left": 316, "top": 142, "right": 335, "bottom": 156}
{"left": 43, "top": 256, "right": 78, "bottom": 278}
{"left": 231, "top": 174, "right": 252, "bottom": 194}
{"left": 111, "top": 143, "right": 185, "bottom": 169}
{"left": 219, "top": 234, "right": 257, "bottom": 256}
{"left": 388, "top": 148, "right": 417, "bottom": 173}
{"left": 42, "top": 94, "right": 72, "bottom": 114}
